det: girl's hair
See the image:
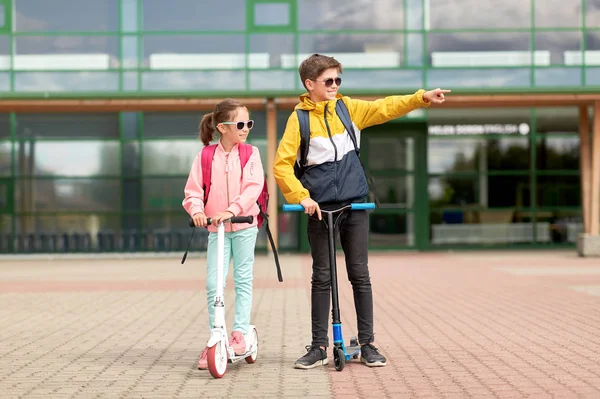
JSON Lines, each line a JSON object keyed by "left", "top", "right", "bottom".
{"left": 199, "top": 98, "right": 246, "bottom": 146}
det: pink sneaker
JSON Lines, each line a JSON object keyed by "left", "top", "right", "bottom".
{"left": 197, "top": 347, "right": 208, "bottom": 370}
{"left": 229, "top": 331, "right": 246, "bottom": 356}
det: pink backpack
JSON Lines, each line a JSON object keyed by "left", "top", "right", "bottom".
{"left": 200, "top": 143, "right": 282, "bottom": 282}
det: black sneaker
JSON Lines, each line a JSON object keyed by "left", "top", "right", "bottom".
{"left": 294, "top": 345, "right": 328, "bottom": 369}
{"left": 360, "top": 343, "right": 386, "bottom": 367}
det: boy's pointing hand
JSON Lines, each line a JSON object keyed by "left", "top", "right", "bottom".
{"left": 423, "top": 88, "right": 451, "bottom": 104}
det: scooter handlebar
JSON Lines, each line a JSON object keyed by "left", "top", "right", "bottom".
{"left": 188, "top": 215, "right": 254, "bottom": 227}
{"left": 282, "top": 202, "right": 376, "bottom": 212}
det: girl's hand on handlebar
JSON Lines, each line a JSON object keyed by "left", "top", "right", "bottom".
{"left": 212, "top": 211, "right": 235, "bottom": 226}
{"left": 300, "top": 197, "right": 322, "bottom": 220}
{"left": 192, "top": 212, "right": 208, "bottom": 227}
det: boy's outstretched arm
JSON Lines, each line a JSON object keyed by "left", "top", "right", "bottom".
{"left": 348, "top": 88, "right": 451, "bottom": 130}
{"left": 273, "top": 113, "right": 311, "bottom": 205}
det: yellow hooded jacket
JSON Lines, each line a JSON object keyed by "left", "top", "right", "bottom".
{"left": 273, "top": 90, "right": 431, "bottom": 205}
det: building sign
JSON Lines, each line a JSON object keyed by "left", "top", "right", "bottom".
{"left": 428, "top": 123, "right": 530, "bottom": 136}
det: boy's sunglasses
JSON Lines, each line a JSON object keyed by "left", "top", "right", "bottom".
{"left": 221, "top": 120, "right": 254, "bottom": 130}
{"left": 312, "top": 77, "right": 342, "bottom": 88}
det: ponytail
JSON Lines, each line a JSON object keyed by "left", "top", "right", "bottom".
{"left": 198, "top": 99, "right": 245, "bottom": 145}
{"left": 199, "top": 113, "right": 214, "bottom": 146}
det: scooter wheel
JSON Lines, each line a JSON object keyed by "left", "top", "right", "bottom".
{"left": 245, "top": 327, "right": 258, "bottom": 364}
{"left": 334, "top": 348, "right": 346, "bottom": 371}
{"left": 207, "top": 340, "right": 228, "bottom": 378}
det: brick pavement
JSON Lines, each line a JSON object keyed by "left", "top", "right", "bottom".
{"left": 0, "top": 250, "right": 599, "bottom": 398}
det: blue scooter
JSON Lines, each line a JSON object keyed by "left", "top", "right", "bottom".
{"left": 282, "top": 202, "right": 376, "bottom": 371}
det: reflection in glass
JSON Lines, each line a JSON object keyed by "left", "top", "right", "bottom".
{"left": 428, "top": 0, "right": 530, "bottom": 29}
{"left": 340, "top": 70, "right": 422, "bottom": 90}
{"left": 142, "top": 178, "right": 187, "bottom": 211}
{"left": 121, "top": 0, "right": 138, "bottom": 32}
{"left": 0, "top": 215, "right": 10, "bottom": 233}
{"left": 16, "top": 113, "right": 119, "bottom": 138}
{"left": 535, "top": 107, "right": 578, "bottom": 133}
{"left": 142, "top": 0, "right": 245, "bottom": 31}
{"left": 14, "top": 36, "right": 120, "bottom": 69}
{"left": 142, "top": 112, "right": 199, "bottom": 138}
{"left": 249, "top": 34, "right": 294, "bottom": 69}
{"left": 15, "top": 0, "right": 119, "bottom": 32}
{"left": 254, "top": 3, "right": 289, "bottom": 26}
{"left": 15, "top": 72, "right": 119, "bottom": 92}
{"left": 298, "top": 0, "right": 404, "bottom": 30}
{"left": 535, "top": 31, "right": 582, "bottom": 65}
{"left": 16, "top": 141, "right": 120, "bottom": 176}
{"left": 249, "top": 71, "right": 296, "bottom": 91}
{"left": 123, "top": 72, "right": 138, "bottom": 91}
{"left": 16, "top": 214, "right": 120, "bottom": 234}
{"left": 429, "top": 176, "right": 478, "bottom": 207}
{"left": 428, "top": 32, "right": 532, "bottom": 67}
{"left": 537, "top": 137, "right": 579, "bottom": 170}
{"left": 430, "top": 210, "right": 538, "bottom": 245}
{"left": 371, "top": 176, "right": 414, "bottom": 208}
{"left": 0, "top": 141, "right": 10, "bottom": 175}
{"left": 143, "top": 35, "right": 246, "bottom": 69}
{"left": 430, "top": 175, "right": 530, "bottom": 208}
{"left": 537, "top": 176, "right": 580, "bottom": 207}
{"left": 122, "top": 142, "right": 140, "bottom": 176}
{"left": 142, "top": 140, "right": 201, "bottom": 175}
{"left": 297, "top": 34, "right": 403, "bottom": 68}
{"left": 535, "top": 0, "right": 581, "bottom": 27}
{"left": 368, "top": 137, "right": 414, "bottom": 171}
{"left": 536, "top": 211, "right": 583, "bottom": 244}
{"left": 15, "top": 179, "right": 121, "bottom": 212}
{"left": 427, "top": 69, "right": 531, "bottom": 88}
{"left": 142, "top": 71, "right": 245, "bottom": 91}
{"left": 586, "top": 0, "right": 600, "bottom": 28}
{"left": 370, "top": 212, "right": 413, "bottom": 247}
{"left": 535, "top": 68, "right": 582, "bottom": 87}
{"left": 121, "top": 36, "right": 138, "bottom": 68}
{"left": 428, "top": 138, "right": 529, "bottom": 174}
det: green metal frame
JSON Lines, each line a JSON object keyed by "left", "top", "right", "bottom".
{"left": 360, "top": 122, "right": 429, "bottom": 251}
{"left": 0, "top": 0, "right": 590, "bottom": 253}
{"left": 0, "top": 0, "right": 596, "bottom": 97}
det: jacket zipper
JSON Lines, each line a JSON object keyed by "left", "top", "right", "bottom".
{"left": 323, "top": 103, "right": 338, "bottom": 201}
{"left": 225, "top": 154, "right": 230, "bottom": 206}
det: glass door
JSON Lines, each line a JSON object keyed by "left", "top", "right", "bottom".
{"left": 362, "top": 123, "right": 428, "bottom": 250}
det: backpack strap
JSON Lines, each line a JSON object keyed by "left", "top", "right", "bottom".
{"left": 238, "top": 142, "right": 253, "bottom": 171}
{"left": 335, "top": 99, "right": 360, "bottom": 156}
{"left": 237, "top": 142, "right": 283, "bottom": 283}
{"left": 201, "top": 144, "right": 218, "bottom": 204}
{"left": 296, "top": 109, "right": 311, "bottom": 169}
{"left": 335, "top": 99, "right": 381, "bottom": 206}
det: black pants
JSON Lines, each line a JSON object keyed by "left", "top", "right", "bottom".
{"left": 307, "top": 209, "right": 373, "bottom": 348}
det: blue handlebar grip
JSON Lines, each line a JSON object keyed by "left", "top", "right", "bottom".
{"left": 350, "top": 202, "right": 376, "bottom": 210}
{"left": 282, "top": 204, "right": 304, "bottom": 212}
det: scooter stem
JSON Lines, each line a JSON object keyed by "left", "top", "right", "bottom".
{"left": 214, "top": 222, "right": 225, "bottom": 328}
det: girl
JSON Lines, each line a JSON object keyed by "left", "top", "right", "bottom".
{"left": 182, "top": 98, "right": 264, "bottom": 370}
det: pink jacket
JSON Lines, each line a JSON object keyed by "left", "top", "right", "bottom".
{"left": 182, "top": 141, "right": 265, "bottom": 233}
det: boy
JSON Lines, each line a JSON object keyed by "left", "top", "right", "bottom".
{"left": 273, "top": 53, "right": 450, "bottom": 369}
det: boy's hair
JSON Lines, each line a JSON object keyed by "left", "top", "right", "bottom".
{"left": 199, "top": 98, "right": 246, "bottom": 146}
{"left": 298, "top": 53, "right": 343, "bottom": 91}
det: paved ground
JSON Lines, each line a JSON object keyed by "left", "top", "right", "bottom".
{"left": 1, "top": 250, "right": 600, "bottom": 398}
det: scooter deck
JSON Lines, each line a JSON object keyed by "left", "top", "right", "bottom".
{"left": 228, "top": 349, "right": 258, "bottom": 364}
{"left": 344, "top": 345, "right": 361, "bottom": 360}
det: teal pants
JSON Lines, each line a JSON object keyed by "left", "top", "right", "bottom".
{"left": 206, "top": 226, "right": 258, "bottom": 334}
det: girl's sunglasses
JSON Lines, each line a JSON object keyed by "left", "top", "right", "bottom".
{"left": 313, "top": 77, "right": 342, "bottom": 88}
{"left": 221, "top": 120, "right": 254, "bottom": 130}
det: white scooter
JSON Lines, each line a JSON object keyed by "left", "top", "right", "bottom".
{"left": 187, "top": 215, "right": 259, "bottom": 379}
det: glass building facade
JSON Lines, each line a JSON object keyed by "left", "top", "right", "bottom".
{"left": 0, "top": 0, "right": 597, "bottom": 253}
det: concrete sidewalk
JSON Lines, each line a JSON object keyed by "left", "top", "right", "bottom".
{"left": 0, "top": 250, "right": 599, "bottom": 398}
